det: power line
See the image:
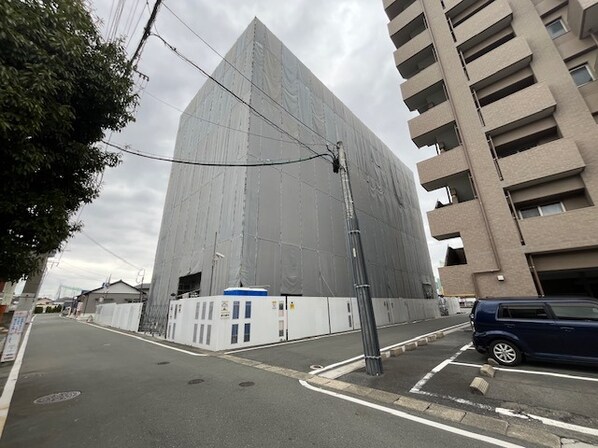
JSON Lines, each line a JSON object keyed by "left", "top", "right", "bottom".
{"left": 81, "top": 230, "right": 141, "bottom": 270}
{"left": 162, "top": 4, "right": 337, "bottom": 149}
{"left": 152, "top": 33, "right": 328, "bottom": 161}
{"left": 144, "top": 90, "right": 329, "bottom": 147}
{"left": 103, "top": 140, "right": 333, "bottom": 167}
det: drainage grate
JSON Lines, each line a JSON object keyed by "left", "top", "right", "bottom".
{"left": 34, "top": 391, "right": 81, "bottom": 405}
{"left": 239, "top": 382, "right": 255, "bottom": 387}
{"left": 188, "top": 379, "right": 204, "bottom": 385}
{"left": 156, "top": 361, "right": 170, "bottom": 365}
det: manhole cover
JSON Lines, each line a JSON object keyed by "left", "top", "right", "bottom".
{"left": 34, "top": 391, "right": 81, "bottom": 405}
{"left": 156, "top": 361, "right": 170, "bottom": 365}
{"left": 239, "top": 381, "right": 255, "bottom": 387}
{"left": 309, "top": 364, "right": 323, "bottom": 370}
{"left": 188, "top": 379, "right": 204, "bottom": 385}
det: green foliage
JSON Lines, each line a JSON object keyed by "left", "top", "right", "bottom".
{"left": 34, "top": 306, "right": 44, "bottom": 314}
{"left": 0, "top": 0, "right": 137, "bottom": 282}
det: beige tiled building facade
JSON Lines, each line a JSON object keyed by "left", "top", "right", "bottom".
{"left": 384, "top": 0, "right": 598, "bottom": 298}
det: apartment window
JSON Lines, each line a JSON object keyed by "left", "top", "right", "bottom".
{"left": 570, "top": 65, "right": 594, "bottom": 87}
{"left": 208, "top": 301, "right": 214, "bottom": 320}
{"left": 245, "top": 301, "right": 252, "bottom": 319}
{"left": 546, "top": 19, "right": 567, "bottom": 39}
{"left": 232, "top": 301, "right": 240, "bottom": 319}
{"left": 518, "top": 202, "right": 564, "bottom": 219}
{"left": 201, "top": 302, "right": 206, "bottom": 320}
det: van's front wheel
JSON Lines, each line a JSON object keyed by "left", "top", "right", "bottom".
{"left": 490, "top": 340, "right": 522, "bottom": 366}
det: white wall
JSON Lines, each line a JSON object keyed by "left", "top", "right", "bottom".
{"left": 163, "top": 296, "right": 443, "bottom": 352}
{"left": 95, "top": 303, "right": 143, "bottom": 332}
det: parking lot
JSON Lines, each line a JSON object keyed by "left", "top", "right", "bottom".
{"left": 340, "top": 325, "right": 598, "bottom": 439}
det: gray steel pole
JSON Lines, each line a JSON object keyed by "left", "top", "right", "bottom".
{"left": 336, "top": 141, "right": 383, "bottom": 376}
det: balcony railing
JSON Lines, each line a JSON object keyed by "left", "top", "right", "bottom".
{"left": 417, "top": 146, "right": 468, "bottom": 191}
{"left": 468, "top": 37, "right": 533, "bottom": 90}
{"left": 408, "top": 101, "right": 454, "bottom": 147}
{"left": 481, "top": 83, "right": 556, "bottom": 135}
{"left": 499, "top": 138, "right": 585, "bottom": 189}
{"left": 454, "top": 0, "right": 513, "bottom": 51}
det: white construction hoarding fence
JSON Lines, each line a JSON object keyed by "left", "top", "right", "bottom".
{"left": 94, "top": 303, "right": 143, "bottom": 332}
{"left": 164, "top": 296, "right": 460, "bottom": 352}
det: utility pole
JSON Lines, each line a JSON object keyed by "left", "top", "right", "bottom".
{"left": 335, "top": 141, "right": 383, "bottom": 376}
{"left": 130, "top": 0, "right": 163, "bottom": 65}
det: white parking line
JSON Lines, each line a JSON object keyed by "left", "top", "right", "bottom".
{"left": 310, "top": 321, "right": 470, "bottom": 376}
{"left": 410, "top": 343, "right": 472, "bottom": 393}
{"left": 0, "top": 316, "right": 35, "bottom": 439}
{"left": 496, "top": 408, "right": 598, "bottom": 438}
{"left": 409, "top": 344, "right": 598, "bottom": 439}
{"left": 449, "top": 361, "right": 598, "bottom": 383}
{"left": 76, "top": 320, "right": 208, "bottom": 357}
{"left": 299, "top": 380, "right": 524, "bottom": 448}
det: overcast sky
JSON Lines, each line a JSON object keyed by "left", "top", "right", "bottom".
{"left": 35, "top": 0, "right": 449, "bottom": 299}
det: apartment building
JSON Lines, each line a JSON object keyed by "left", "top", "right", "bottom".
{"left": 384, "top": 0, "right": 598, "bottom": 298}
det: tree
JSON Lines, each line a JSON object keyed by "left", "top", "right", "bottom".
{"left": 0, "top": 0, "right": 137, "bottom": 282}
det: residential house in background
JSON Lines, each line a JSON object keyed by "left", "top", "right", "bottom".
{"left": 75, "top": 280, "right": 146, "bottom": 316}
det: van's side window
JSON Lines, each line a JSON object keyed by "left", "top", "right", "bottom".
{"left": 550, "top": 304, "right": 598, "bottom": 321}
{"left": 498, "top": 305, "right": 548, "bottom": 319}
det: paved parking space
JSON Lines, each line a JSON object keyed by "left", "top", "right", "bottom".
{"left": 230, "top": 315, "right": 469, "bottom": 373}
{"left": 339, "top": 327, "right": 598, "bottom": 441}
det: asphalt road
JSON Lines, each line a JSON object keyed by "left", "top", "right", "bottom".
{"left": 1, "top": 315, "right": 517, "bottom": 448}
{"left": 233, "top": 314, "right": 470, "bottom": 372}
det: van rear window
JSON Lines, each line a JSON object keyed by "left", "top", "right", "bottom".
{"left": 498, "top": 305, "right": 548, "bottom": 319}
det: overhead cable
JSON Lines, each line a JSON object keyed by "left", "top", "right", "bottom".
{"left": 151, "top": 33, "right": 327, "bottom": 160}
{"left": 144, "top": 90, "right": 328, "bottom": 147}
{"left": 103, "top": 140, "right": 333, "bottom": 167}
{"left": 162, "top": 3, "right": 337, "bottom": 150}
{"left": 81, "top": 230, "right": 141, "bottom": 270}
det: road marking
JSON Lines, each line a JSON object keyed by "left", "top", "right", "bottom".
{"left": 410, "top": 343, "right": 472, "bottom": 393}
{"left": 449, "top": 361, "right": 598, "bottom": 383}
{"left": 299, "top": 380, "right": 524, "bottom": 448}
{"left": 77, "top": 320, "right": 208, "bottom": 357}
{"left": 0, "top": 316, "right": 35, "bottom": 439}
{"left": 310, "top": 321, "right": 470, "bottom": 376}
{"left": 496, "top": 408, "right": 598, "bottom": 438}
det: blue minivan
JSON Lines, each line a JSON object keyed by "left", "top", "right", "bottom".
{"left": 471, "top": 297, "right": 598, "bottom": 366}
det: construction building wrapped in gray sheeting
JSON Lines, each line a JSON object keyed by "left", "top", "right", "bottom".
{"left": 144, "top": 19, "right": 435, "bottom": 332}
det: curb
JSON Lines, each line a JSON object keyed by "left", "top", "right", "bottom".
{"left": 220, "top": 353, "right": 584, "bottom": 448}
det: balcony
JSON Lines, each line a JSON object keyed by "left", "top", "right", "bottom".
{"left": 428, "top": 198, "right": 482, "bottom": 240}
{"left": 384, "top": 0, "right": 417, "bottom": 21}
{"left": 417, "top": 146, "right": 468, "bottom": 191}
{"left": 388, "top": 1, "right": 425, "bottom": 48}
{"left": 401, "top": 63, "right": 444, "bottom": 111}
{"left": 468, "top": 37, "right": 533, "bottom": 90}
{"left": 444, "top": 0, "right": 480, "bottom": 17}
{"left": 568, "top": 0, "right": 598, "bottom": 39}
{"left": 520, "top": 207, "right": 598, "bottom": 253}
{"left": 482, "top": 83, "right": 556, "bottom": 135}
{"left": 408, "top": 101, "right": 454, "bottom": 147}
{"left": 438, "top": 265, "right": 476, "bottom": 296}
{"left": 394, "top": 31, "right": 435, "bottom": 78}
{"left": 454, "top": 0, "right": 513, "bottom": 52}
{"left": 500, "top": 138, "right": 586, "bottom": 189}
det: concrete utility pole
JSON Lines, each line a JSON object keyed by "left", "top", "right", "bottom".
{"left": 335, "top": 141, "right": 383, "bottom": 376}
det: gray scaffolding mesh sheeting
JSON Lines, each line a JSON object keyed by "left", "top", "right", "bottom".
{"left": 146, "top": 19, "right": 435, "bottom": 328}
